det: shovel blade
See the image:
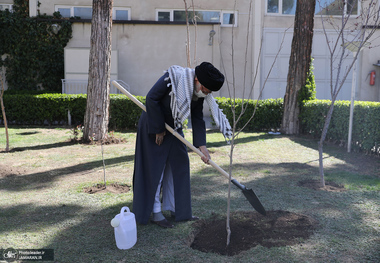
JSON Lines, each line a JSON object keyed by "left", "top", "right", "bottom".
{"left": 242, "top": 188, "right": 267, "bottom": 216}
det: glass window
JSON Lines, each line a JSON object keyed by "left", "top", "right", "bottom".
{"left": 268, "top": 0, "right": 358, "bottom": 15}
{"left": 57, "top": 8, "right": 71, "bottom": 18}
{"left": 157, "top": 9, "right": 237, "bottom": 27}
{"left": 158, "top": 11, "right": 170, "bottom": 21}
{"left": 316, "top": 0, "right": 358, "bottom": 15}
{"left": 173, "top": 10, "right": 220, "bottom": 23}
{"left": 267, "top": 0, "right": 279, "bottom": 13}
{"left": 115, "top": 10, "right": 129, "bottom": 20}
{"left": 223, "top": 13, "right": 235, "bottom": 25}
{"left": 282, "top": 0, "right": 296, "bottom": 15}
{"left": 74, "top": 7, "right": 92, "bottom": 19}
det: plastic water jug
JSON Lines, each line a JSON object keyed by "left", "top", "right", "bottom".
{"left": 110, "top": 206, "right": 137, "bottom": 249}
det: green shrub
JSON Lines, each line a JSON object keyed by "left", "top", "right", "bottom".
{"left": 0, "top": 94, "right": 145, "bottom": 128}
{"left": 2, "top": 93, "right": 380, "bottom": 154}
{"left": 300, "top": 100, "right": 380, "bottom": 153}
{"left": 215, "top": 97, "right": 283, "bottom": 131}
{"left": 298, "top": 58, "right": 316, "bottom": 105}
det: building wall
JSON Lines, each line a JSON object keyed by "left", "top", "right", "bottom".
{"left": 1, "top": 0, "right": 379, "bottom": 102}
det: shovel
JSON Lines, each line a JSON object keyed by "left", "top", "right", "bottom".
{"left": 112, "top": 80, "right": 266, "bottom": 216}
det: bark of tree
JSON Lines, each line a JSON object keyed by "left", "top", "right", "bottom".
{"left": 0, "top": 73, "right": 9, "bottom": 151}
{"left": 83, "top": 0, "right": 113, "bottom": 142}
{"left": 281, "top": 0, "right": 316, "bottom": 135}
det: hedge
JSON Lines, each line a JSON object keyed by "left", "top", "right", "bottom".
{"left": 1, "top": 94, "right": 380, "bottom": 154}
{"left": 300, "top": 99, "right": 380, "bottom": 153}
{"left": 215, "top": 97, "right": 283, "bottom": 131}
{"left": 0, "top": 94, "right": 282, "bottom": 131}
{"left": 0, "top": 94, "right": 145, "bottom": 129}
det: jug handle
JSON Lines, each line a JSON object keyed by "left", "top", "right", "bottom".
{"left": 120, "top": 206, "right": 130, "bottom": 218}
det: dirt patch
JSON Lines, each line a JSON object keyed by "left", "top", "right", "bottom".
{"left": 69, "top": 133, "right": 127, "bottom": 145}
{"left": 83, "top": 183, "right": 130, "bottom": 194}
{"left": 189, "top": 210, "right": 318, "bottom": 256}
{"left": 297, "top": 179, "right": 346, "bottom": 192}
{"left": 0, "top": 164, "right": 25, "bottom": 178}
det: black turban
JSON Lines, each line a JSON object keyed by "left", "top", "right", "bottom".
{"left": 195, "top": 62, "right": 225, "bottom": 92}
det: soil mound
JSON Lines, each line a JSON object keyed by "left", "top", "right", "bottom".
{"left": 190, "top": 210, "right": 318, "bottom": 256}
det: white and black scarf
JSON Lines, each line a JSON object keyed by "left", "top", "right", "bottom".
{"left": 165, "top": 65, "right": 232, "bottom": 140}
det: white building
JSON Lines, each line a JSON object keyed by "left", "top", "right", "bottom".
{"left": 1, "top": 0, "right": 380, "bottom": 102}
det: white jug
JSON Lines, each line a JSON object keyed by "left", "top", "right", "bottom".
{"left": 111, "top": 206, "right": 137, "bottom": 250}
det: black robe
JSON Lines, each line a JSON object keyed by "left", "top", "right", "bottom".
{"left": 132, "top": 72, "right": 206, "bottom": 225}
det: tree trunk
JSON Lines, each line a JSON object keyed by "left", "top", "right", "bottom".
{"left": 0, "top": 74, "right": 9, "bottom": 151}
{"left": 83, "top": 0, "right": 113, "bottom": 142}
{"left": 281, "top": 0, "right": 315, "bottom": 135}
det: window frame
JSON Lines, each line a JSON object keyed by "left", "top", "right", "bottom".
{"left": 55, "top": 5, "right": 131, "bottom": 20}
{"left": 221, "top": 11, "right": 238, "bottom": 27}
{"left": 0, "top": 4, "right": 13, "bottom": 11}
{"left": 266, "top": 0, "right": 361, "bottom": 16}
{"left": 113, "top": 7, "right": 131, "bottom": 21}
{"left": 156, "top": 9, "right": 173, "bottom": 22}
{"left": 156, "top": 9, "right": 238, "bottom": 27}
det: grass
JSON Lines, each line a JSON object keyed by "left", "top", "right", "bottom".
{"left": 0, "top": 126, "right": 379, "bottom": 263}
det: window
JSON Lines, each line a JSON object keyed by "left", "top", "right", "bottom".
{"left": 113, "top": 8, "right": 131, "bottom": 20}
{"left": 156, "top": 9, "right": 237, "bottom": 26}
{"left": 267, "top": 0, "right": 296, "bottom": 15}
{"left": 267, "top": 0, "right": 359, "bottom": 15}
{"left": 55, "top": 6, "right": 131, "bottom": 20}
{"left": 315, "top": 0, "right": 359, "bottom": 16}
{"left": 0, "top": 4, "right": 12, "bottom": 11}
{"left": 222, "top": 11, "right": 237, "bottom": 27}
{"left": 56, "top": 6, "right": 92, "bottom": 18}
{"left": 73, "top": 7, "right": 92, "bottom": 19}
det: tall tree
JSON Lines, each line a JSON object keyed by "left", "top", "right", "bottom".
{"left": 83, "top": 0, "right": 113, "bottom": 142}
{"left": 281, "top": 0, "right": 316, "bottom": 134}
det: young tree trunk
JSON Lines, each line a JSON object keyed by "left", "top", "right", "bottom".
{"left": 0, "top": 74, "right": 9, "bottom": 151}
{"left": 281, "top": 0, "right": 316, "bottom": 135}
{"left": 83, "top": 0, "right": 113, "bottom": 142}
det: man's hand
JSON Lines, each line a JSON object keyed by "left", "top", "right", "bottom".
{"left": 199, "top": 145, "right": 211, "bottom": 164}
{"left": 155, "top": 131, "right": 166, "bottom": 146}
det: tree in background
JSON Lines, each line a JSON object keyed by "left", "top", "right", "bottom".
{"left": 83, "top": 0, "right": 113, "bottom": 142}
{"left": 317, "top": 0, "right": 380, "bottom": 187}
{"left": 281, "top": 0, "right": 316, "bottom": 135}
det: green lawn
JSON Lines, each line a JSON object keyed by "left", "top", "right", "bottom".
{"left": 0, "top": 127, "right": 379, "bottom": 262}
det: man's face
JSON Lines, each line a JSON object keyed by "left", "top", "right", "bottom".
{"left": 195, "top": 77, "right": 212, "bottom": 95}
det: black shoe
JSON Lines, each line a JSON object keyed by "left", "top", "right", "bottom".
{"left": 151, "top": 218, "right": 174, "bottom": 228}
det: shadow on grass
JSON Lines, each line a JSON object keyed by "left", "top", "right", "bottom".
{"left": 205, "top": 132, "right": 281, "bottom": 149}
{"left": 2, "top": 160, "right": 379, "bottom": 262}
{"left": 45, "top": 202, "right": 136, "bottom": 262}
{"left": 2, "top": 141, "right": 77, "bottom": 153}
{"left": 16, "top": 131, "right": 40, "bottom": 136}
{"left": 0, "top": 155, "right": 134, "bottom": 192}
{"left": 190, "top": 162, "right": 379, "bottom": 261}
{"left": 288, "top": 135, "right": 380, "bottom": 177}
{"left": 35, "top": 161, "right": 379, "bottom": 262}
{"left": 0, "top": 203, "right": 84, "bottom": 234}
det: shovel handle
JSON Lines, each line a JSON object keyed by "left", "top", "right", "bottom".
{"left": 112, "top": 80, "right": 234, "bottom": 182}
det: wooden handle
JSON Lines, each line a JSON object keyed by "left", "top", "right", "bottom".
{"left": 112, "top": 80, "right": 232, "bottom": 181}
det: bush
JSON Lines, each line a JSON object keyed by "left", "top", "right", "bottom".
{"left": 300, "top": 99, "right": 380, "bottom": 154}
{"left": 0, "top": 94, "right": 144, "bottom": 128}
{"left": 215, "top": 97, "right": 283, "bottom": 131}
